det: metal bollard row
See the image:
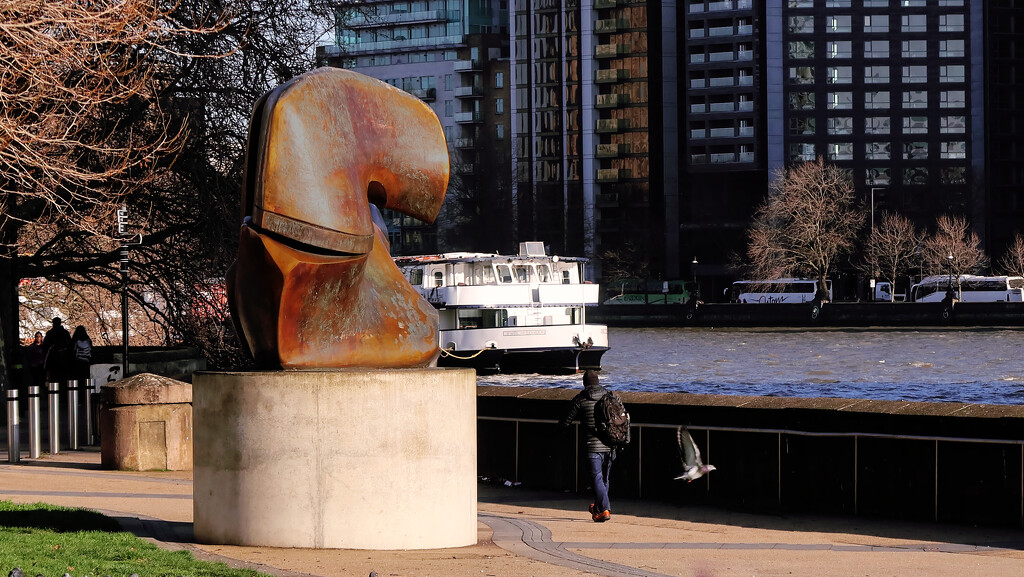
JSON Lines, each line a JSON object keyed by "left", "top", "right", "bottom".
{"left": 28, "top": 385, "right": 41, "bottom": 458}
{"left": 67, "top": 380, "right": 80, "bottom": 450}
{"left": 47, "top": 381, "right": 60, "bottom": 455}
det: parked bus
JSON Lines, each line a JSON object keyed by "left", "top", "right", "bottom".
{"left": 909, "top": 275, "right": 1024, "bottom": 303}
{"left": 725, "top": 278, "right": 832, "bottom": 304}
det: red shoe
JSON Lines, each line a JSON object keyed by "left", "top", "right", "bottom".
{"left": 588, "top": 503, "right": 596, "bottom": 516}
{"left": 592, "top": 510, "right": 611, "bottom": 522}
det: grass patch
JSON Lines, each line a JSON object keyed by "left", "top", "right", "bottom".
{"left": 0, "top": 501, "right": 271, "bottom": 577}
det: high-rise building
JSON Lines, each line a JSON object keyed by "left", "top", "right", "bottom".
{"left": 317, "top": 0, "right": 512, "bottom": 255}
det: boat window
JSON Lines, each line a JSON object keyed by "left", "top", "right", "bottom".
{"left": 495, "top": 264, "right": 513, "bottom": 283}
{"left": 514, "top": 265, "right": 531, "bottom": 283}
{"left": 433, "top": 271, "right": 444, "bottom": 287}
{"left": 480, "top": 309, "right": 508, "bottom": 328}
{"left": 1010, "top": 278, "right": 1024, "bottom": 289}
{"left": 473, "top": 265, "right": 496, "bottom": 285}
{"left": 562, "top": 270, "right": 571, "bottom": 284}
{"left": 407, "top": 269, "right": 423, "bottom": 286}
{"left": 457, "top": 310, "right": 481, "bottom": 329}
{"left": 536, "top": 264, "right": 552, "bottom": 282}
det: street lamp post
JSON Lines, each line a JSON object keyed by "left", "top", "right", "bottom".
{"left": 946, "top": 253, "right": 955, "bottom": 300}
{"left": 869, "top": 187, "right": 884, "bottom": 300}
{"left": 691, "top": 256, "right": 699, "bottom": 301}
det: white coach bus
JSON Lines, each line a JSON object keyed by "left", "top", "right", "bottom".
{"left": 909, "top": 275, "right": 1024, "bottom": 303}
{"left": 725, "top": 278, "right": 833, "bottom": 304}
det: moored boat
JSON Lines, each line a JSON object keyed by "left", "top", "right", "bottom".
{"left": 395, "top": 242, "right": 609, "bottom": 374}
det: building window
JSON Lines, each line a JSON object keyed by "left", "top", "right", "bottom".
{"left": 828, "top": 92, "right": 853, "bottom": 109}
{"left": 789, "top": 92, "right": 815, "bottom": 110}
{"left": 904, "top": 166, "right": 928, "bottom": 185}
{"left": 496, "top": 124, "right": 505, "bottom": 140}
{"left": 939, "top": 0, "right": 964, "bottom": 5}
{"left": 940, "top": 65, "right": 965, "bottom": 83}
{"left": 901, "top": 14, "right": 926, "bottom": 33}
{"left": 828, "top": 117, "right": 853, "bottom": 135}
{"left": 789, "top": 41, "right": 815, "bottom": 59}
{"left": 828, "top": 143, "right": 854, "bottom": 160}
{"left": 939, "top": 14, "right": 965, "bottom": 32}
{"left": 496, "top": 98, "right": 504, "bottom": 114}
{"left": 939, "top": 40, "right": 965, "bottom": 57}
{"left": 827, "top": 41, "right": 852, "bottom": 58}
{"left": 826, "top": 0, "right": 851, "bottom": 6}
{"left": 495, "top": 72, "right": 504, "bottom": 88}
{"left": 902, "top": 40, "right": 927, "bottom": 58}
{"left": 865, "top": 91, "right": 890, "bottom": 109}
{"left": 866, "top": 167, "right": 891, "bottom": 185}
{"left": 827, "top": 15, "right": 851, "bottom": 33}
{"left": 865, "top": 142, "right": 891, "bottom": 160}
{"left": 445, "top": 74, "right": 453, "bottom": 90}
{"left": 941, "top": 115, "right": 966, "bottom": 133}
{"left": 864, "top": 15, "right": 888, "bottom": 33}
{"left": 444, "top": 100, "right": 453, "bottom": 117}
{"left": 864, "top": 40, "right": 889, "bottom": 58}
{"left": 903, "top": 66, "right": 927, "bottom": 83}
{"left": 827, "top": 66, "right": 852, "bottom": 84}
{"left": 902, "top": 116, "right": 928, "bottom": 134}
{"left": 940, "top": 141, "right": 966, "bottom": 159}
{"left": 790, "top": 143, "right": 815, "bottom": 162}
{"left": 940, "top": 166, "right": 966, "bottom": 184}
{"left": 790, "top": 117, "right": 816, "bottom": 135}
{"left": 789, "top": 66, "right": 815, "bottom": 84}
{"left": 903, "top": 142, "right": 928, "bottom": 160}
{"left": 902, "top": 91, "right": 927, "bottom": 108}
{"left": 865, "top": 0, "right": 889, "bottom": 5}
{"left": 865, "top": 117, "right": 891, "bottom": 134}
{"left": 789, "top": 16, "right": 814, "bottom": 34}
{"left": 940, "top": 90, "right": 966, "bottom": 108}
{"left": 865, "top": 66, "right": 890, "bottom": 83}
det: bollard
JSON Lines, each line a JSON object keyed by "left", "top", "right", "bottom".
{"left": 85, "top": 378, "right": 96, "bottom": 446}
{"left": 28, "top": 385, "right": 41, "bottom": 458}
{"left": 67, "top": 379, "right": 80, "bottom": 450}
{"left": 6, "top": 389, "right": 19, "bottom": 463}
{"left": 47, "top": 381, "right": 60, "bottom": 455}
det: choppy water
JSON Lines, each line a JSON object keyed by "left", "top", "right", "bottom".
{"left": 477, "top": 327, "right": 1024, "bottom": 406}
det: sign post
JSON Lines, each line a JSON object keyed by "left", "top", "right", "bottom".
{"left": 115, "top": 206, "right": 142, "bottom": 379}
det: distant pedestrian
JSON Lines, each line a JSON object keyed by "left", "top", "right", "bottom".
{"left": 71, "top": 325, "right": 93, "bottom": 382}
{"left": 559, "top": 369, "right": 627, "bottom": 522}
{"left": 42, "top": 317, "right": 72, "bottom": 383}
{"left": 24, "top": 331, "right": 45, "bottom": 388}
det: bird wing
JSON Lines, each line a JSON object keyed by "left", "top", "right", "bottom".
{"left": 677, "top": 426, "right": 701, "bottom": 469}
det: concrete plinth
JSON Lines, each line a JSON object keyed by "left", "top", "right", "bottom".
{"left": 192, "top": 368, "right": 477, "bottom": 550}
{"left": 100, "top": 373, "right": 193, "bottom": 471}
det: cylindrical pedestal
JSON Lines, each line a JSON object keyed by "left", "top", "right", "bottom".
{"left": 67, "top": 380, "right": 79, "bottom": 450}
{"left": 28, "top": 386, "right": 41, "bottom": 458}
{"left": 6, "top": 389, "right": 19, "bottom": 463}
{"left": 193, "top": 368, "right": 476, "bottom": 550}
{"left": 47, "top": 381, "right": 60, "bottom": 455}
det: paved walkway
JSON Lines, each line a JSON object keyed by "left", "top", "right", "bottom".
{"left": 2, "top": 449, "right": 1024, "bottom": 577}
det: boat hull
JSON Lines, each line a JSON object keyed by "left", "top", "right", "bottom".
{"left": 438, "top": 345, "right": 608, "bottom": 375}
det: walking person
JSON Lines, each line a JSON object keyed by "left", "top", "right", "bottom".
{"left": 559, "top": 369, "right": 630, "bottom": 522}
{"left": 71, "top": 325, "right": 93, "bottom": 382}
{"left": 24, "top": 331, "right": 46, "bottom": 388}
{"left": 42, "top": 317, "right": 72, "bottom": 384}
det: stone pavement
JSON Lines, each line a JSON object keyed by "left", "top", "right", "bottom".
{"left": 1, "top": 449, "right": 1023, "bottom": 577}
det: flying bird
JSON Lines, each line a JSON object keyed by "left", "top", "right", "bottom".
{"left": 674, "top": 426, "right": 716, "bottom": 482}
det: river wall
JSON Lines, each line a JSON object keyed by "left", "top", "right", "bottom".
{"left": 592, "top": 301, "right": 1024, "bottom": 327}
{"left": 477, "top": 385, "right": 1024, "bottom": 529}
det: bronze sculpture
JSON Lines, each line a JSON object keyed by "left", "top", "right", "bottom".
{"left": 227, "top": 68, "right": 448, "bottom": 368}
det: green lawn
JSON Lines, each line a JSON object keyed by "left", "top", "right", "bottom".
{"left": 0, "top": 501, "right": 271, "bottom": 577}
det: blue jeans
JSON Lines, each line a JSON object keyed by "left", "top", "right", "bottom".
{"left": 586, "top": 450, "right": 615, "bottom": 513}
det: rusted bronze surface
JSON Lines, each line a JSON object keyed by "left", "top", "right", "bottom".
{"left": 227, "top": 68, "right": 448, "bottom": 368}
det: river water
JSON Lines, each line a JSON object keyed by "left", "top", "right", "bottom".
{"left": 477, "top": 327, "right": 1024, "bottom": 406}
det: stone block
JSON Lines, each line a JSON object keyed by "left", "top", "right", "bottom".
{"left": 100, "top": 373, "right": 193, "bottom": 471}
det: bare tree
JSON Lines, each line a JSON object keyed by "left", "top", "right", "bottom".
{"left": 863, "top": 212, "right": 923, "bottom": 302}
{"left": 920, "top": 215, "right": 989, "bottom": 294}
{"left": 746, "top": 158, "right": 863, "bottom": 300}
{"left": 997, "top": 233, "right": 1024, "bottom": 278}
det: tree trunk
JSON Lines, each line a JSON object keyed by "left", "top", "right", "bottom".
{"left": 0, "top": 222, "right": 18, "bottom": 391}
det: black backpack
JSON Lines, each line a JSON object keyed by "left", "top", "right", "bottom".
{"left": 594, "top": 391, "right": 631, "bottom": 448}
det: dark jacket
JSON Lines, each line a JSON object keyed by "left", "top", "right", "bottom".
{"left": 560, "top": 383, "right": 612, "bottom": 453}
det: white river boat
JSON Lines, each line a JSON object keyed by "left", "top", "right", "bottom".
{"left": 395, "top": 242, "right": 609, "bottom": 374}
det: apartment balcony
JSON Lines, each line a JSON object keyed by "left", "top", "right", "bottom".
{"left": 452, "top": 137, "right": 475, "bottom": 149}
{"left": 335, "top": 35, "right": 467, "bottom": 55}
{"left": 408, "top": 87, "right": 436, "bottom": 101}
{"left": 595, "top": 0, "right": 618, "bottom": 8}
{"left": 596, "top": 192, "right": 619, "bottom": 206}
{"left": 454, "top": 59, "right": 482, "bottom": 72}
{"left": 595, "top": 43, "right": 630, "bottom": 59}
{"left": 596, "top": 118, "right": 631, "bottom": 133}
{"left": 454, "top": 111, "right": 482, "bottom": 124}
{"left": 596, "top": 143, "right": 631, "bottom": 157}
{"left": 596, "top": 69, "right": 630, "bottom": 83}
{"left": 456, "top": 163, "right": 476, "bottom": 175}
{"left": 348, "top": 9, "right": 449, "bottom": 29}
{"left": 596, "top": 18, "right": 630, "bottom": 34}
{"left": 597, "top": 168, "right": 632, "bottom": 182}
{"left": 454, "top": 85, "right": 483, "bottom": 98}
{"left": 596, "top": 93, "right": 630, "bottom": 108}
